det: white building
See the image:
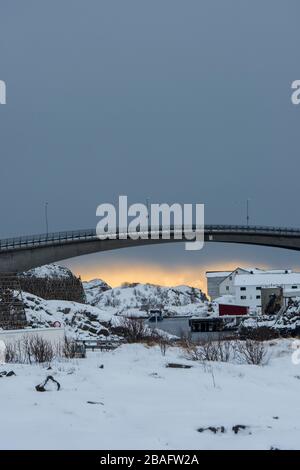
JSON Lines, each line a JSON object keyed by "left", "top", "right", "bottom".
{"left": 206, "top": 266, "right": 264, "bottom": 299}
{"left": 233, "top": 272, "right": 300, "bottom": 311}
{"left": 207, "top": 267, "right": 298, "bottom": 312}
{"left": 218, "top": 267, "right": 265, "bottom": 297}
{"left": 206, "top": 270, "right": 233, "bottom": 300}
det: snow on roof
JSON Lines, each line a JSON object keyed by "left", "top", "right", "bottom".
{"left": 242, "top": 267, "right": 264, "bottom": 273}
{"left": 206, "top": 271, "right": 232, "bottom": 278}
{"left": 207, "top": 267, "right": 264, "bottom": 280}
{"left": 207, "top": 267, "right": 293, "bottom": 280}
{"left": 283, "top": 288, "right": 300, "bottom": 295}
{"left": 213, "top": 294, "right": 236, "bottom": 305}
{"left": 235, "top": 272, "right": 300, "bottom": 287}
{"left": 264, "top": 269, "right": 291, "bottom": 274}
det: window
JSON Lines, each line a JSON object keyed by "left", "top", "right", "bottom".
{"left": 229, "top": 276, "right": 232, "bottom": 281}
{"left": 256, "top": 286, "right": 261, "bottom": 290}
{"left": 240, "top": 287, "right": 246, "bottom": 291}
{"left": 240, "top": 295, "right": 246, "bottom": 300}
{"left": 292, "top": 285, "right": 298, "bottom": 289}
{"left": 226, "top": 286, "right": 229, "bottom": 291}
{"left": 256, "top": 295, "right": 261, "bottom": 299}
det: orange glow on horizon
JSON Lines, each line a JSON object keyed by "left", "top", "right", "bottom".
{"left": 71, "top": 260, "right": 271, "bottom": 294}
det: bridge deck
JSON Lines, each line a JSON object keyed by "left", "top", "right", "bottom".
{"left": 1, "top": 225, "right": 300, "bottom": 251}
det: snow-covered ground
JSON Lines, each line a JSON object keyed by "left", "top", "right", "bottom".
{"left": 1, "top": 340, "right": 300, "bottom": 450}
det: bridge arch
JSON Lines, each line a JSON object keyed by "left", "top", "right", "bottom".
{"left": 1, "top": 225, "right": 300, "bottom": 272}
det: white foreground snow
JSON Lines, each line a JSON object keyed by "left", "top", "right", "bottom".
{"left": 0, "top": 341, "right": 300, "bottom": 450}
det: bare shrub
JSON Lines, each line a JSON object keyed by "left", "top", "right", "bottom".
{"left": 5, "top": 335, "right": 84, "bottom": 364}
{"left": 5, "top": 335, "right": 55, "bottom": 364}
{"left": 117, "top": 317, "right": 149, "bottom": 343}
{"left": 216, "top": 339, "right": 232, "bottom": 362}
{"left": 184, "top": 337, "right": 234, "bottom": 363}
{"left": 5, "top": 339, "right": 27, "bottom": 363}
{"left": 184, "top": 342, "right": 203, "bottom": 361}
{"left": 158, "top": 336, "right": 169, "bottom": 356}
{"left": 26, "top": 335, "right": 55, "bottom": 364}
{"left": 5, "top": 342, "right": 19, "bottom": 363}
{"left": 198, "top": 341, "right": 220, "bottom": 362}
{"left": 4, "top": 343, "right": 15, "bottom": 363}
{"left": 235, "top": 339, "right": 268, "bottom": 365}
{"left": 113, "top": 317, "right": 172, "bottom": 348}
{"left": 182, "top": 334, "right": 268, "bottom": 366}
{"left": 178, "top": 331, "right": 193, "bottom": 349}
{"left": 61, "top": 336, "right": 78, "bottom": 359}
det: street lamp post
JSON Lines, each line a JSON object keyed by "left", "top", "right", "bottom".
{"left": 246, "top": 199, "right": 250, "bottom": 226}
{"left": 45, "top": 202, "right": 49, "bottom": 237}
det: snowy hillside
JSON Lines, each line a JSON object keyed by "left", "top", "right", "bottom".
{"left": 18, "top": 264, "right": 209, "bottom": 318}
{"left": 83, "top": 278, "right": 111, "bottom": 305}
{"left": 21, "top": 291, "right": 113, "bottom": 339}
{"left": 85, "top": 282, "right": 207, "bottom": 317}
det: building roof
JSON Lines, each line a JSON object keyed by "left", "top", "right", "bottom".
{"left": 242, "top": 267, "right": 265, "bottom": 274}
{"left": 234, "top": 272, "right": 300, "bottom": 287}
{"left": 206, "top": 271, "right": 232, "bottom": 278}
{"left": 263, "top": 269, "right": 291, "bottom": 274}
{"left": 207, "top": 267, "right": 293, "bottom": 281}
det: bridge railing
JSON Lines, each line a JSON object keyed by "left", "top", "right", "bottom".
{"left": 1, "top": 224, "right": 300, "bottom": 251}
{"left": 0, "top": 226, "right": 203, "bottom": 249}
{"left": 0, "top": 228, "right": 97, "bottom": 250}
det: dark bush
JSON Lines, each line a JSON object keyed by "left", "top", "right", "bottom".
{"left": 239, "top": 326, "right": 280, "bottom": 341}
{"left": 115, "top": 317, "right": 149, "bottom": 343}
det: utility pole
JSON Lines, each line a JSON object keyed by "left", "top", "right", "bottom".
{"left": 246, "top": 199, "right": 250, "bottom": 226}
{"left": 45, "top": 202, "right": 49, "bottom": 236}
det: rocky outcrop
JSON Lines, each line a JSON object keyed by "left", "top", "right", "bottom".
{"left": 240, "top": 298, "right": 300, "bottom": 337}
{"left": 83, "top": 279, "right": 111, "bottom": 305}
{"left": 21, "top": 291, "right": 114, "bottom": 339}
{"left": 18, "top": 264, "right": 86, "bottom": 304}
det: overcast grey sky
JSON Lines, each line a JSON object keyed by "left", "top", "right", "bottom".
{"left": 1, "top": 1, "right": 300, "bottom": 284}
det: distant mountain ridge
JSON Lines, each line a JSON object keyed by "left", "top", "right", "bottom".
{"left": 84, "top": 280, "right": 208, "bottom": 317}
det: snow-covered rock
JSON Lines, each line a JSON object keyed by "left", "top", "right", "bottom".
{"left": 20, "top": 264, "right": 75, "bottom": 279}
{"left": 83, "top": 279, "right": 111, "bottom": 305}
{"left": 18, "top": 264, "right": 86, "bottom": 303}
{"left": 240, "top": 298, "right": 300, "bottom": 336}
{"left": 21, "top": 291, "right": 114, "bottom": 340}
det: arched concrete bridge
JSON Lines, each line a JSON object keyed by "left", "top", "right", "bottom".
{"left": 1, "top": 224, "right": 300, "bottom": 273}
